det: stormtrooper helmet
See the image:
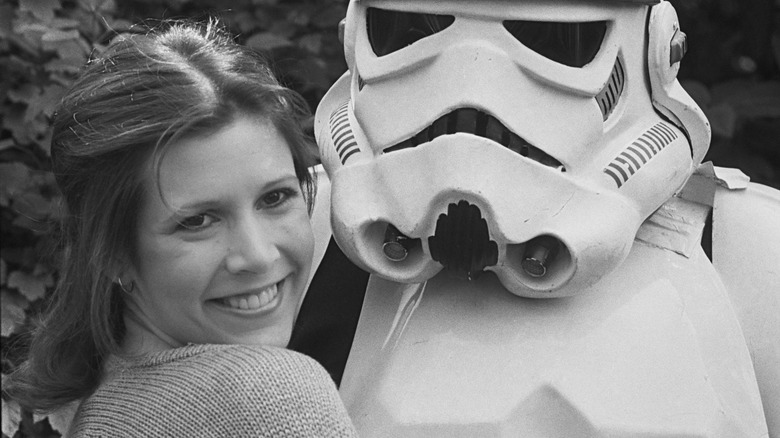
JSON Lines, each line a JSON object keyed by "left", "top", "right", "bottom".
{"left": 315, "top": 0, "right": 710, "bottom": 297}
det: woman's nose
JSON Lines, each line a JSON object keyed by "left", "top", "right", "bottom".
{"left": 224, "top": 216, "right": 281, "bottom": 274}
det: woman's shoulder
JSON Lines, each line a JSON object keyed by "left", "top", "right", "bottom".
{"left": 147, "top": 343, "right": 334, "bottom": 384}
{"left": 111, "top": 343, "right": 321, "bottom": 373}
{"left": 99, "top": 344, "right": 341, "bottom": 402}
{"left": 70, "top": 345, "right": 357, "bottom": 437}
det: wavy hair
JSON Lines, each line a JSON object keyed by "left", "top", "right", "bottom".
{"left": 3, "top": 19, "right": 317, "bottom": 412}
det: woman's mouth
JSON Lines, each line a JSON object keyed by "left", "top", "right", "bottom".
{"left": 216, "top": 283, "right": 280, "bottom": 311}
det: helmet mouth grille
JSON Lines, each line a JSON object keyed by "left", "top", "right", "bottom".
{"left": 428, "top": 200, "right": 499, "bottom": 280}
{"left": 383, "top": 108, "right": 565, "bottom": 171}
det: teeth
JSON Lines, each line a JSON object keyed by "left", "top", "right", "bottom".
{"left": 222, "top": 284, "right": 278, "bottom": 310}
{"left": 258, "top": 290, "right": 272, "bottom": 306}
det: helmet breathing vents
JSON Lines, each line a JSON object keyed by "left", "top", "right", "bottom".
{"left": 596, "top": 57, "right": 627, "bottom": 121}
{"left": 604, "top": 121, "right": 679, "bottom": 188}
{"left": 329, "top": 101, "right": 360, "bottom": 165}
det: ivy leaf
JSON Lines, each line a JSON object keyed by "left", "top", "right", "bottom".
{"left": 8, "top": 270, "right": 51, "bottom": 302}
{"left": 2, "top": 106, "right": 30, "bottom": 144}
{"left": 287, "top": 7, "right": 312, "bottom": 27}
{"left": 35, "top": 402, "right": 78, "bottom": 435}
{"left": 310, "top": 4, "right": 347, "bottom": 29}
{"left": 230, "top": 11, "right": 258, "bottom": 34}
{"left": 19, "top": 0, "right": 60, "bottom": 22}
{"left": 1, "top": 289, "right": 29, "bottom": 337}
{"left": 41, "top": 28, "right": 80, "bottom": 42}
{"left": 79, "top": 0, "right": 117, "bottom": 13}
{"left": 49, "top": 17, "right": 81, "bottom": 30}
{"left": 25, "top": 84, "right": 66, "bottom": 120}
{"left": 45, "top": 57, "right": 85, "bottom": 74}
{"left": 7, "top": 83, "right": 38, "bottom": 105}
{"left": 0, "top": 162, "right": 32, "bottom": 206}
{"left": 246, "top": 32, "right": 293, "bottom": 51}
{"left": 252, "top": 0, "right": 280, "bottom": 6}
{"left": 12, "top": 190, "right": 53, "bottom": 221}
{"left": 0, "top": 4, "right": 13, "bottom": 39}
{"left": 1, "top": 395, "right": 23, "bottom": 438}
{"left": 298, "top": 34, "right": 322, "bottom": 54}
{"left": 45, "top": 37, "right": 90, "bottom": 61}
{"left": 0, "top": 138, "right": 16, "bottom": 152}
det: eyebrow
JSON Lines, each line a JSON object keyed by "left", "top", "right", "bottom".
{"left": 168, "top": 174, "right": 300, "bottom": 214}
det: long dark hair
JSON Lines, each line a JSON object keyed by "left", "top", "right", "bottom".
{"left": 3, "top": 19, "right": 317, "bottom": 413}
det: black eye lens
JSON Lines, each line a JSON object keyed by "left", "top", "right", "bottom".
{"left": 503, "top": 21, "right": 607, "bottom": 67}
{"left": 367, "top": 7, "right": 455, "bottom": 57}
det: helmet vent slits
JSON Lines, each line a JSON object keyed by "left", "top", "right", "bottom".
{"left": 329, "top": 101, "right": 360, "bottom": 164}
{"left": 604, "top": 122, "right": 679, "bottom": 188}
{"left": 596, "top": 57, "right": 626, "bottom": 121}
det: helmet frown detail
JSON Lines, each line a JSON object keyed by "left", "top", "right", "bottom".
{"left": 315, "top": 0, "right": 711, "bottom": 298}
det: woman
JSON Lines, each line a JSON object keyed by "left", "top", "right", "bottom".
{"left": 3, "top": 20, "right": 357, "bottom": 437}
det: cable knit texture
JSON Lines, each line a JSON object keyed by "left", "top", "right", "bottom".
{"left": 67, "top": 344, "right": 358, "bottom": 437}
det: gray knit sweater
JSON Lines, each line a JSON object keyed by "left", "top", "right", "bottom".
{"left": 67, "top": 344, "right": 358, "bottom": 437}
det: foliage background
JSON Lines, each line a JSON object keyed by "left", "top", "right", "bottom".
{"left": 1, "top": 0, "right": 778, "bottom": 436}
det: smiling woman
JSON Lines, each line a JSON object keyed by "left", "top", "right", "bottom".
{"left": 1, "top": 19, "right": 357, "bottom": 437}
{"left": 125, "top": 117, "right": 314, "bottom": 352}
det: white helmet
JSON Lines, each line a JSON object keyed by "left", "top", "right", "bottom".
{"left": 315, "top": 0, "right": 710, "bottom": 297}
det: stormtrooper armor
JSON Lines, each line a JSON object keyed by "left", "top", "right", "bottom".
{"left": 307, "top": 0, "right": 779, "bottom": 435}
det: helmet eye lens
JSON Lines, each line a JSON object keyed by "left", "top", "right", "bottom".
{"left": 367, "top": 7, "right": 455, "bottom": 57}
{"left": 503, "top": 21, "right": 607, "bottom": 67}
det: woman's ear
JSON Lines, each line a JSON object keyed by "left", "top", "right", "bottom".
{"left": 111, "top": 262, "right": 136, "bottom": 294}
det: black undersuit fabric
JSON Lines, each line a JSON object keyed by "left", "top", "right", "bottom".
{"left": 289, "top": 237, "right": 370, "bottom": 386}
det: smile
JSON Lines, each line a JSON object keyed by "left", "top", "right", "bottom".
{"left": 215, "top": 283, "right": 280, "bottom": 311}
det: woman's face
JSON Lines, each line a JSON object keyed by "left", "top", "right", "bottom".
{"left": 124, "top": 116, "right": 314, "bottom": 351}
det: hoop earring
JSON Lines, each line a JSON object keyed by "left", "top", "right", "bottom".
{"left": 117, "top": 278, "right": 135, "bottom": 294}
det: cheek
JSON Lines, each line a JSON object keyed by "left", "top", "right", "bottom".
{"left": 136, "top": 240, "right": 223, "bottom": 297}
{"left": 285, "top": 212, "right": 316, "bottom": 268}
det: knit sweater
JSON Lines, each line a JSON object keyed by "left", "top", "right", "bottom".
{"left": 67, "top": 344, "right": 358, "bottom": 437}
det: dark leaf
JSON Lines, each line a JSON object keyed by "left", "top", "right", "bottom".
{"left": 19, "top": 0, "right": 60, "bottom": 23}
{"left": 0, "top": 162, "right": 32, "bottom": 206}
{"left": 8, "top": 270, "right": 51, "bottom": 302}
{"left": 0, "top": 4, "right": 13, "bottom": 39}
{"left": 246, "top": 32, "right": 293, "bottom": 51}
{"left": 25, "top": 84, "right": 66, "bottom": 120}
{"left": 0, "top": 290, "right": 29, "bottom": 337}
{"left": 298, "top": 33, "right": 322, "bottom": 54}
{"left": 1, "top": 395, "right": 23, "bottom": 438}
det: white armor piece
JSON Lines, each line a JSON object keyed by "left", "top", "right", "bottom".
{"left": 312, "top": 0, "right": 779, "bottom": 435}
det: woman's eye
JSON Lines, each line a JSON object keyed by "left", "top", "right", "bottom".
{"left": 261, "top": 188, "right": 296, "bottom": 208}
{"left": 177, "top": 214, "right": 214, "bottom": 230}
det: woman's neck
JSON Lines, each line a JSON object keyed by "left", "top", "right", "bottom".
{"left": 121, "top": 300, "right": 184, "bottom": 356}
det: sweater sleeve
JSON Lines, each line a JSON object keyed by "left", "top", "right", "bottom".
{"left": 68, "top": 345, "right": 358, "bottom": 438}
{"left": 202, "top": 345, "right": 359, "bottom": 437}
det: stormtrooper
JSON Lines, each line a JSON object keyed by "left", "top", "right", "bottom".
{"left": 291, "top": 0, "right": 780, "bottom": 436}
